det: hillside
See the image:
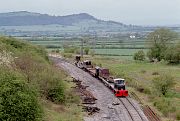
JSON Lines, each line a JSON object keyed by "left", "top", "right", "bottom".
{"left": 0, "top": 36, "right": 82, "bottom": 121}
{"left": 0, "top": 11, "right": 125, "bottom": 26}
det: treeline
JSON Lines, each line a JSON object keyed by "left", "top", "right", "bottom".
{"left": 0, "top": 37, "right": 68, "bottom": 120}
{"left": 46, "top": 44, "right": 149, "bottom": 49}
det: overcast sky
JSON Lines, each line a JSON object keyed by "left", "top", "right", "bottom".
{"left": 0, "top": 0, "right": 180, "bottom": 25}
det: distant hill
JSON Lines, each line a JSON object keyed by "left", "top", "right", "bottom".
{"left": 0, "top": 11, "right": 179, "bottom": 37}
{"left": 0, "top": 11, "right": 126, "bottom": 26}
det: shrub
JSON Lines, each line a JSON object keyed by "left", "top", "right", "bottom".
{"left": 47, "top": 81, "right": 65, "bottom": 103}
{"left": 35, "top": 66, "right": 66, "bottom": 103}
{"left": 0, "top": 68, "right": 42, "bottom": 121}
{"left": 176, "top": 112, "right": 180, "bottom": 120}
{"left": 152, "top": 74, "right": 175, "bottom": 96}
{"left": 153, "top": 97, "right": 176, "bottom": 115}
{"left": 164, "top": 43, "right": 180, "bottom": 64}
{"left": 84, "top": 47, "right": 90, "bottom": 55}
{"left": 143, "top": 87, "right": 151, "bottom": 94}
{"left": 147, "top": 47, "right": 163, "bottom": 62}
{"left": 56, "top": 49, "right": 60, "bottom": 53}
{"left": 133, "top": 50, "right": 145, "bottom": 61}
{"left": 64, "top": 47, "right": 78, "bottom": 53}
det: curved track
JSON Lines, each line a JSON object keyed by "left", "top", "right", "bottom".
{"left": 50, "top": 55, "right": 149, "bottom": 121}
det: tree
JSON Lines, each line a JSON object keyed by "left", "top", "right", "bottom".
{"left": 133, "top": 50, "right": 145, "bottom": 61}
{"left": 153, "top": 75, "right": 175, "bottom": 96}
{"left": 164, "top": 43, "right": 180, "bottom": 64}
{"left": 84, "top": 47, "right": 90, "bottom": 55}
{"left": 147, "top": 28, "right": 177, "bottom": 61}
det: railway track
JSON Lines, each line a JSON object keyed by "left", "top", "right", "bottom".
{"left": 130, "top": 92, "right": 161, "bottom": 121}
{"left": 119, "top": 97, "right": 146, "bottom": 121}
{"left": 50, "top": 55, "right": 149, "bottom": 121}
{"left": 143, "top": 105, "right": 161, "bottom": 121}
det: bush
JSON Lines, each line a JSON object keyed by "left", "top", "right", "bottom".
{"left": 84, "top": 47, "right": 90, "bottom": 55}
{"left": 176, "top": 112, "right": 180, "bottom": 120}
{"left": 164, "top": 43, "right": 180, "bottom": 64}
{"left": 64, "top": 47, "right": 78, "bottom": 53}
{"left": 143, "top": 87, "right": 151, "bottom": 94}
{"left": 147, "top": 47, "right": 164, "bottom": 62}
{"left": 0, "top": 68, "right": 42, "bottom": 121}
{"left": 153, "top": 97, "right": 176, "bottom": 115}
{"left": 55, "top": 49, "right": 60, "bottom": 53}
{"left": 153, "top": 74, "right": 175, "bottom": 96}
{"left": 48, "top": 81, "right": 65, "bottom": 103}
{"left": 133, "top": 50, "right": 145, "bottom": 61}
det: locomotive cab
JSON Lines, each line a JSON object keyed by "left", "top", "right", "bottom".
{"left": 114, "top": 78, "right": 125, "bottom": 90}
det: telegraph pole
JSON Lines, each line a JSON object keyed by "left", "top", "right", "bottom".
{"left": 80, "top": 38, "right": 84, "bottom": 58}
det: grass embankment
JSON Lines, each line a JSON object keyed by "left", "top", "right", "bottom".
{"left": 83, "top": 55, "right": 180, "bottom": 121}
{"left": 0, "top": 37, "right": 82, "bottom": 121}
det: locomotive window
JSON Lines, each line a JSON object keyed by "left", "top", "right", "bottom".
{"left": 116, "top": 80, "right": 124, "bottom": 84}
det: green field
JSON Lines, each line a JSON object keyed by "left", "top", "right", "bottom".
{"left": 92, "top": 48, "right": 148, "bottom": 56}
{"left": 26, "top": 37, "right": 150, "bottom": 60}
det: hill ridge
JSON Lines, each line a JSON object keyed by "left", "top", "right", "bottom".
{"left": 0, "top": 11, "right": 125, "bottom": 26}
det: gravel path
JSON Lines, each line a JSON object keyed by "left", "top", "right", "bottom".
{"left": 50, "top": 56, "right": 149, "bottom": 121}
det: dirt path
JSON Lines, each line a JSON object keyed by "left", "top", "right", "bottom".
{"left": 50, "top": 56, "right": 149, "bottom": 121}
